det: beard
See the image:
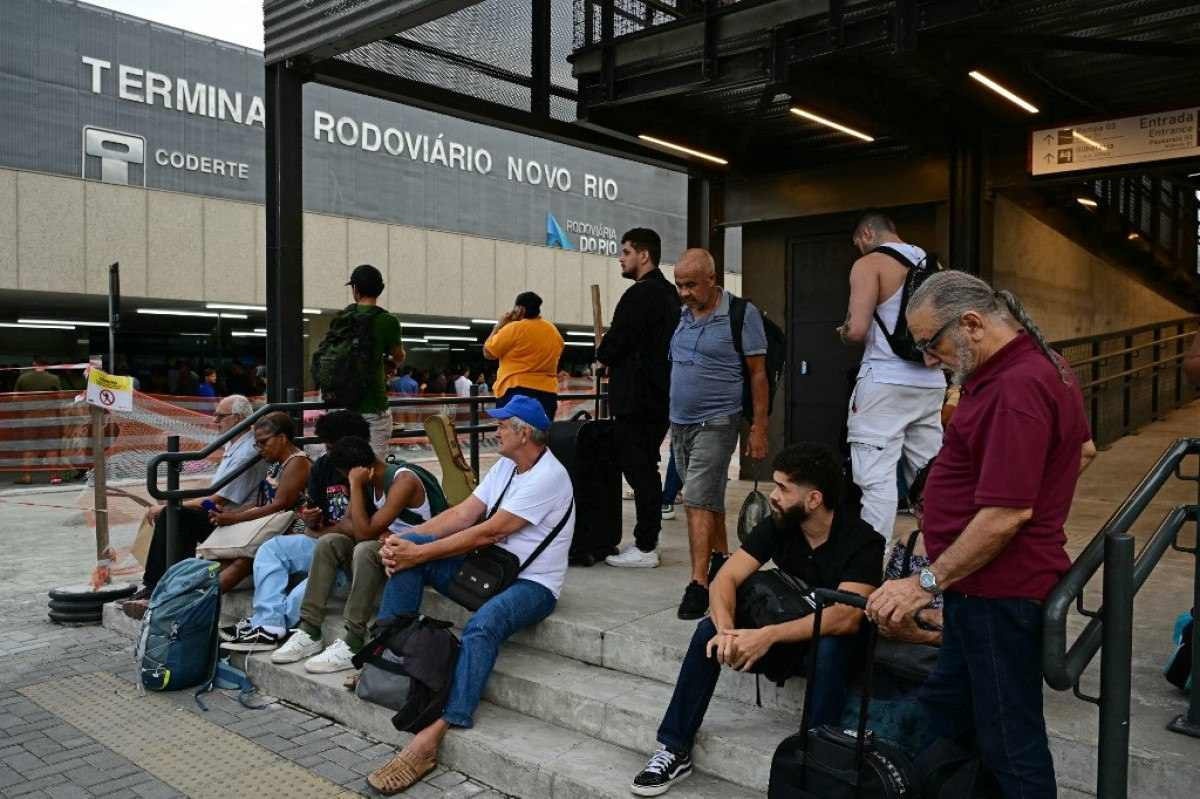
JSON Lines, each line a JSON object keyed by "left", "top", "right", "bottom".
{"left": 770, "top": 499, "right": 809, "bottom": 530}
{"left": 948, "top": 331, "right": 979, "bottom": 385}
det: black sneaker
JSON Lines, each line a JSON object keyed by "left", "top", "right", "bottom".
{"left": 220, "top": 618, "right": 251, "bottom": 642}
{"left": 707, "top": 551, "right": 728, "bottom": 585}
{"left": 222, "top": 626, "right": 283, "bottom": 652}
{"left": 677, "top": 581, "right": 709, "bottom": 621}
{"left": 631, "top": 747, "right": 692, "bottom": 796}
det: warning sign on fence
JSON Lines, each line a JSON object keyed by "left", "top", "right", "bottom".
{"left": 85, "top": 368, "right": 134, "bottom": 412}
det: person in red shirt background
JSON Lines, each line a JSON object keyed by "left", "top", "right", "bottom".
{"left": 866, "top": 270, "right": 1095, "bottom": 798}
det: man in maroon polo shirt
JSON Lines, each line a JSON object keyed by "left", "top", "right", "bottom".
{"left": 866, "top": 270, "right": 1094, "bottom": 798}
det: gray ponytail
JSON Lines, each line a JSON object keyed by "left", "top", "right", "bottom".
{"left": 909, "top": 271, "right": 1069, "bottom": 383}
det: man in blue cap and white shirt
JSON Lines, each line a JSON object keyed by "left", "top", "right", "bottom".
{"left": 366, "top": 395, "right": 576, "bottom": 794}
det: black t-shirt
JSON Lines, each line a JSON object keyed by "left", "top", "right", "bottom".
{"left": 307, "top": 455, "right": 350, "bottom": 526}
{"left": 740, "top": 511, "right": 883, "bottom": 590}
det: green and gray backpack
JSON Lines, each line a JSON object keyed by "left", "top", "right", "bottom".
{"left": 383, "top": 461, "right": 450, "bottom": 526}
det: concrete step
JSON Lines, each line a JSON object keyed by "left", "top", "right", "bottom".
{"left": 244, "top": 654, "right": 761, "bottom": 799}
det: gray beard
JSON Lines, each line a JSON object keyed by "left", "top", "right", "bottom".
{"left": 949, "top": 335, "right": 978, "bottom": 385}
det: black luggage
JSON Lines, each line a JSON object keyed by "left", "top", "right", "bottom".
{"left": 547, "top": 417, "right": 621, "bottom": 566}
{"left": 768, "top": 588, "right": 915, "bottom": 799}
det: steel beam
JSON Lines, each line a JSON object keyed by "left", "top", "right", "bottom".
{"left": 531, "top": 0, "right": 552, "bottom": 116}
{"left": 264, "top": 62, "right": 306, "bottom": 402}
{"left": 949, "top": 125, "right": 983, "bottom": 273}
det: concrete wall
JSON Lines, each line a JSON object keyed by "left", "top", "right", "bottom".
{"left": 0, "top": 167, "right": 645, "bottom": 327}
{"left": 992, "top": 196, "right": 1190, "bottom": 341}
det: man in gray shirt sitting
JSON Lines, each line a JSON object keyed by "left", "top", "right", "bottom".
{"left": 669, "top": 248, "right": 770, "bottom": 620}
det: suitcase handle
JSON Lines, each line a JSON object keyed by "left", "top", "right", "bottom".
{"left": 799, "top": 588, "right": 878, "bottom": 799}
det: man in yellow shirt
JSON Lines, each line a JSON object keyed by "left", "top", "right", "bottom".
{"left": 484, "top": 292, "right": 564, "bottom": 420}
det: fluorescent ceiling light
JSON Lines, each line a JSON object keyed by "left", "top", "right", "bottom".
{"left": 19, "top": 318, "right": 109, "bottom": 327}
{"left": 564, "top": 341, "right": 595, "bottom": 348}
{"left": 253, "top": 328, "right": 267, "bottom": 333}
{"left": 565, "top": 331, "right": 595, "bottom": 338}
{"left": 402, "top": 323, "right": 471, "bottom": 330}
{"left": 471, "top": 319, "right": 497, "bottom": 325}
{"left": 207, "top": 303, "right": 265, "bottom": 311}
{"left": 302, "top": 308, "right": 322, "bottom": 315}
{"left": 1127, "top": 232, "right": 1140, "bottom": 240}
{"left": 0, "top": 322, "right": 74, "bottom": 330}
{"left": 788, "top": 108, "right": 875, "bottom": 142}
{"left": 637, "top": 134, "right": 728, "bottom": 165}
{"left": 179, "top": 333, "right": 209, "bottom": 337}
{"left": 425, "top": 335, "right": 477, "bottom": 342}
{"left": 1072, "top": 131, "right": 1108, "bottom": 152}
{"left": 967, "top": 70, "right": 1039, "bottom": 114}
{"left": 137, "top": 308, "right": 247, "bottom": 319}
{"left": 1076, "top": 197, "right": 1098, "bottom": 208}
{"left": 401, "top": 337, "right": 428, "bottom": 343}
{"left": 231, "top": 330, "right": 266, "bottom": 338}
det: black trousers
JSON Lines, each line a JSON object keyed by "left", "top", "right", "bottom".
{"left": 498, "top": 387, "right": 557, "bottom": 422}
{"left": 142, "top": 507, "right": 216, "bottom": 590}
{"left": 614, "top": 416, "right": 670, "bottom": 552}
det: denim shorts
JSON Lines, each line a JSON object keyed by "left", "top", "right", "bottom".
{"left": 671, "top": 413, "right": 742, "bottom": 513}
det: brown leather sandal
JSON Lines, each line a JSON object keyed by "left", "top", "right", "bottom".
{"left": 366, "top": 750, "right": 437, "bottom": 795}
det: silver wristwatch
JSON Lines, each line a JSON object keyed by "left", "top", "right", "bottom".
{"left": 918, "top": 567, "right": 941, "bottom": 595}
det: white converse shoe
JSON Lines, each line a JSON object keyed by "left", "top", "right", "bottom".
{"left": 661, "top": 504, "right": 676, "bottom": 520}
{"left": 605, "top": 545, "right": 660, "bottom": 569}
{"left": 271, "top": 628, "right": 322, "bottom": 664}
{"left": 304, "top": 638, "right": 357, "bottom": 673}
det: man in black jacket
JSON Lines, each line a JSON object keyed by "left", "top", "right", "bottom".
{"left": 599, "top": 228, "right": 683, "bottom": 569}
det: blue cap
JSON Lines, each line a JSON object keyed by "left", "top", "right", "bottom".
{"left": 486, "top": 395, "right": 552, "bottom": 432}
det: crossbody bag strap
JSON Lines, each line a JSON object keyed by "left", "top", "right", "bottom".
{"left": 485, "top": 469, "right": 517, "bottom": 521}
{"left": 518, "top": 499, "right": 574, "bottom": 573}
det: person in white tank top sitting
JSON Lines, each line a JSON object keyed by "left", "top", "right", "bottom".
{"left": 272, "top": 435, "right": 433, "bottom": 673}
{"left": 838, "top": 211, "right": 946, "bottom": 543}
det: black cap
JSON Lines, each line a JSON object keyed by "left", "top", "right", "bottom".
{"left": 514, "top": 291, "right": 543, "bottom": 318}
{"left": 346, "top": 264, "right": 385, "bottom": 297}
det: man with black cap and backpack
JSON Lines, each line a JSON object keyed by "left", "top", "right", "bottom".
{"left": 838, "top": 212, "right": 945, "bottom": 544}
{"left": 312, "top": 264, "right": 404, "bottom": 459}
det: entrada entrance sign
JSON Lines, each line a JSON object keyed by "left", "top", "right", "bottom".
{"left": 1030, "top": 108, "right": 1199, "bottom": 176}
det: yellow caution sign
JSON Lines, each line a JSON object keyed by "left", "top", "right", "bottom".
{"left": 86, "top": 367, "right": 134, "bottom": 412}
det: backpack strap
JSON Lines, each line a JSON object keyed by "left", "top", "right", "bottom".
{"left": 901, "top": 528, "right": 921, "bottom": 576}
{"left": 729, "top": 293, "right": 747, "bottom": 361}
{"left": 518, "top": 500, "right": 575, "bottom": 573}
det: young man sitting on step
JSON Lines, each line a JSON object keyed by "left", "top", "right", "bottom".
{"left": 270, "top": 435, "right": 432, "bottom": 673}
{"left": 629, "top": 442, "right": 883, "bottom": 796}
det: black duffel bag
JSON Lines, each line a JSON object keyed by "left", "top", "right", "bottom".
{"left": 351, "top": 614, "right": 460, "bottom": 733}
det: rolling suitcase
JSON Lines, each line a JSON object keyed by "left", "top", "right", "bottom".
{"left": 547, "top": 416, "right": 621, "bottom": 566}
{"left": 768, "top": 588, "right": 915, "bottom": 799}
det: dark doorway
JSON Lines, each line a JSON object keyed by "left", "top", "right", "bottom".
{"left": 786, "top": 233, "right": 862, "bottom": 450}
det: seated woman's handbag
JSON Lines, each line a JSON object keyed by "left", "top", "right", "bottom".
{"left": 445, "top": 470, "right": 574, "bottom": 611}
{"left": 196, "top": 510, "right": 294, "bottom": 560}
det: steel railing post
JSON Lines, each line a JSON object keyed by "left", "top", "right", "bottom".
{"left": 164, "top": 435, "right": 181, "bottom": 569}
{"left": 1097, "top": 532, "right": 1135, "bottom": 799}
{"left": 469, "top": 384, "right": 481, "bottom": 477}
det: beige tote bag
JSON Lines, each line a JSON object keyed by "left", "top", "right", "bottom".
{"left": 196, "top": 510, "right": 295, "bottom": 561}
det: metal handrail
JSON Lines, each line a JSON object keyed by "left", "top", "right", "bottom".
{"left": 1064, "top": 330, "right": 1193, "bottom": 370}
{"left": 1043, "top": 436, "right": 1200, "bottom": 798}
{"left": 1051, "top": 316, "right": 1198, "bottom": 351}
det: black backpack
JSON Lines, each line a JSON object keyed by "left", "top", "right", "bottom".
{"left": 310, "top": 304, "right": 383, "bottom": 408}
{"left": 731, "top": 294, "right": 787, "bottom": 422}
{"left": 870, "top": 246, "right": 943, "bottom": 363}
{"left": 352, "top": 614, "right": 460, "bottom": 734}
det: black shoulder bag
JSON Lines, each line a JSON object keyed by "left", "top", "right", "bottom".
{"left": 445, "top": 468, "right": 574, "bottom": 611}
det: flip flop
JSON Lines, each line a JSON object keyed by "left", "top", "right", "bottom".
{"left": 367, "top": 750, "right": 437, "bottom": 795}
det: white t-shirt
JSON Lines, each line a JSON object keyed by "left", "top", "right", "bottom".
{"left": 454, "top": 375, "right": 473, "bottom": 397}
{"left": 472, "top": 450, "right": 575, "bottom": 598}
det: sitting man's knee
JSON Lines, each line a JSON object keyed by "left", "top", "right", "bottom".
{"left": 352, "top": 539, "right": 382, "bottom": 566}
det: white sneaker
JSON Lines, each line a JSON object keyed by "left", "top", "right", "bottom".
{"left": 661, "top": 504, "right": 676, "bottom": 520}
{"left": 271, "top": 628, "right": 322, "bottom": 664}
{"left": 304, "top": 638, "right": 357, "bottom": 673}
{"left": 623, "top": 486, "right": 636, "bottom": 500}
{"left": 605, "top": 545, "right": 660, "bottom": 569}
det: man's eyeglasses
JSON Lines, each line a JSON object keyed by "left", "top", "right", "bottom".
{"left": 913, "top": 318, "right": 959, "bottom": 355}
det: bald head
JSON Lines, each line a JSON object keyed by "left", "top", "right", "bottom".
{"left": 673, "top": 248, "right": 719, "bottom": 312}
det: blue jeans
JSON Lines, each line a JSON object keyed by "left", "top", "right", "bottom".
{"left": 919, "top": 593, "right": 1056, "bottom": 798}
{"left": 657, "top": 617, "right": 861, "bottom": 753}
{"left": 249, "top": 535, "right": 348, "bottom": 633}
{"left": 377, "top": 533, "right": 557, "bottom": 728}
{"left": 661, "top": 449, "right": 683, "bottom": 506}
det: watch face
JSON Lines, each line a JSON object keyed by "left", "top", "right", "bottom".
{"left": 920, "top": 570, "right": 936, "bottom": 590}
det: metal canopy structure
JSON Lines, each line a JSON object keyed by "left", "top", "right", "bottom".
{"left": 261, "top": 0, "right": 1200, "bottom": 399}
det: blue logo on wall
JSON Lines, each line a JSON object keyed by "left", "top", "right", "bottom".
{"left": 546, "top": 212, "right": 573, "bottom": 250}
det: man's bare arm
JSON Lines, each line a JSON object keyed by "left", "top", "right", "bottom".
{"left": 839, "top": 257, "right": 880, "bottom": 345}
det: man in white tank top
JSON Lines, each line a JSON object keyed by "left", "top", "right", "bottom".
{"left": 838, "top": 212, "right": 946, "bottom": 542}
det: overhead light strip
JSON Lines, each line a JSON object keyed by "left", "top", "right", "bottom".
{"left": 967, "top": 70, "right": 1039, "bottom": 114}
{"left": 470, "top": 319, "right": 497, "bottom": 325}
{"left": 231, "top": 330, "right": 266, "bottom": 338}
{"left": 138, "top": 308, "right": 247, "bottom": 319}
{"left": 0, "top": 322, "right": 75, "bottom": 330}
{"left": 563, "top": 341, "right": 596, "bottom": 348}
{"left": 19, "top": 318, "right": 109, "bottom": 327}
{"left": 402, "top": 323, "right": 471, "bottom": 330}
{"left": 1077, "top": 197, "right": 1098, "bottom": 208}
{"left": 788, "top": 108, "right": 875, "bottom": 142}
{"left": 637, "top": 134, "right": 728, "bottom": 165}
{"left": 565, "top": 331, "right": 595, "bottom": 338}
{"left": 425, "top": 335, "right": 478, "bottom": 342}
